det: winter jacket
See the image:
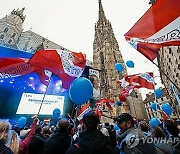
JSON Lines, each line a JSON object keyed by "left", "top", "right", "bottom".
{"left": 43, "top": 132, "right": 71, "bottom": 154}
{"left": 0, "top": 144, "right": 13, "bottom": 154}
{"left": 28, "top": 133, "right": 46, "bottom": 154}
{"left": 19, "top": 120, "right": 37, "bottom": 154}
{"left": 66, "top": 129, "right": 114, "bottom": 154}
{"left": 155, "top": 143, "right": 174, "bottom": 154}
{"left": 115, "top": 127, "right": 157, "bottom": 154}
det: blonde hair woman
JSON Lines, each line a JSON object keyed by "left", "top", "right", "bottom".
{"left": 8, "top": 130, "right": 19, "bottom": 154}
{"left": 0, "top": 120, "right": 13, "bottom": 153}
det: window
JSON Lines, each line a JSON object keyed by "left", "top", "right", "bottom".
{"left": 178, "top": 64, "right": 180, "bottom": 70}
{"left": 161, "top": 98, "right": 164, "bottom": 101}
{"left": 8, "top": 39, "right": 12, "bottom": 44}
{"left": 0, "top": 34, "right": 4, "bottom": 39}
{"left": 12, "top": 33, "right": 16, "bottom": 38}
{"left": 4, "top": 27, "right": 9, "bottom": 33}
{"left": 176, "top": 73, "right": 179, "bottom": 78}
{"left": 169, "top": 48, "right": 172, "bottom": 54}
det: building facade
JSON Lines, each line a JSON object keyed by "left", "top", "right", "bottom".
{"left": 157, "top": 46, "right": 180, "bottom": 117}
{"left": 150, "top": 0, "right": 180, "bottom": 119}
{"left": 126, "top": 90, "right": 147, "bottom": 120}
{"left": 144, "top": 88, "right": 179, "bottom": 119}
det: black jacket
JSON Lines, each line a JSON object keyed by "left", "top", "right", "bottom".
{"left": 115, "top": 128, "right": 157, "bottom": 154}
{"left": 0, "top": 144, "right": 13, "bottom": 154}
{"left": 66, "top": 130, "right": 114, "bottom": 154}
{"left": 28, "top": 133, "right": 46, "bottom": 154}
{"left": 44, "top": 132, "right": 71, "bottom": 154}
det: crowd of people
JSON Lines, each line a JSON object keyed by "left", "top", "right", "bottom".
{"left": 0, "top": 112, "right": 180, "bottom": 154}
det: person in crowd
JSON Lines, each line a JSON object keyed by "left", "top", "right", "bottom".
{"left": 28, "top": 125, "right": 52, "bottom": 154}
{"left": 114, "top": 113, "right": 157, "bottom": 154}
{"left": 8, "top": 118, "right": 38, "bottom": 154}
{"left": 0, "top": 121, "right": 13, "bottom": 154}
{"left": 164, "top": 120, "right": 180, "bottom": 154}
{"left": 67, "top": 112, "right": 113, "bottom": 154}
{"left": 151, "top": 126, "right": 174, "bottom": 154}
{"left": 43, "top": 119, "right": 71, "bottom": 154}
{"left": 8, "top": 130, "right": 19, "bottom": 154}
{"left": 104, "top": 123, "right": 117, "bottom": 150}
{"left": 138, "top": 121, "right": 150, "bottom": 136}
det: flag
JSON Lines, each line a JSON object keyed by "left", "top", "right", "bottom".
{"left": 77, "top": 103, "right": 91, "bottom": 121}
{"left": 117, "top": 77, "right": 129, "bottom": 88}
{"left": 0, "top": 57, "right": 50, "bottom": 85}
{"left": 171, "top": 83, "right": 180, "bottom": 106}
{"left": 95, "top": 105, "right": 103, "bottom": 117}
{"left": 162, "top": 111, "right": 168, "bottom": 121}
{"left": 96, "top": 98, "right": 115, "bottom": 105}
{"left": 125, "top": 72, "right": 154, "bottom": 89}
{"left": 119, "top": 86, "right": 134, "bottom": 102}
{"left": 106, "top": 102, "right": 114, "bottom": 111}
{"left": 29, "top": 49, "right": 86, "bottom": 89}
{"left": 43, "top": 118, "right": 51, "bottom": 124}
{"left": 124, "top": 0, "right": 180, "bottom": 61}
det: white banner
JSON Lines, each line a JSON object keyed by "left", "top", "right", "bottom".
{"left": 16, "top": 93, "right": 64, "bottom": 115}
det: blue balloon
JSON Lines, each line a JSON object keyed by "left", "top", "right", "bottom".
{"left": 117, "top": 101, "right": 122, "bottom": 106}
{"left": 151, "top": 103, "right": 158, "bottom": 111}
{"left": 115, "top": 63, "right": 124, "bottom": 72}
{"left": 53, "top": 108, "right": 61, "bottom": 118}
{"left": 69, "top": 77, "right": 93, "bottom": 106}
{"left": 162, "top": 103, "right": 172, "bottom": 115}
{"left": 113, "top": 124, "right": 120, "bottom": 131}
{"left": 155, "top": 89, "right": 162, "bottom": 98}
{"left": 126, "top": 60, "right": 134, "bottom": 68}
{"left": 149, "top": 118, "right": 160, "bottom": 128}
{"left": 17, "top": 117, "right": 27, "bottom": 129}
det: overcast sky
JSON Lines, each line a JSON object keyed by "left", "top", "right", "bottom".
{"left": 0, "top": 0, "right": 163, "bottom": 99}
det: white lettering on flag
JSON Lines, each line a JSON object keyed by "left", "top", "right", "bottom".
{"left": 57, "top": 49, "right": 84, "bottom": 77}
{"left": 129, "top": 17, "right": 180, "bottom": 47}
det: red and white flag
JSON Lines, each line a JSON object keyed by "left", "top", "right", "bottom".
{"left": 29, "top": 49, "right": 86, "bottom": 89}
{"left": 0, "top": 57, "right": 50, "bottom": 85}
{"left": 96, "top": 98, "right": 115, "bottom": 105}
{"left": 43, "top": 118, "right": 51, "bottom": 124}
{"left": 124, "top": 0, "right": 180, "bottom": 61}
{"left": 77, "top": 103, "right": 91, "bottom": 121}
{"left": 95, "top": 105, "right": 103, "bottom": 117}
{"left": 119, "top": 86, "right": 134, "bottom": 102}
{"left": 125, "top": 72, "right": 155, "bottom": 89}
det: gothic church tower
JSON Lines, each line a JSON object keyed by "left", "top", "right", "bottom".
{"left": 93, "top": 0, "right": 127, "bottom": 114}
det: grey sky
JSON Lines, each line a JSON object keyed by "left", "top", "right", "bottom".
{"left": 0, "top": 0, "right": 163, "bottom": 99}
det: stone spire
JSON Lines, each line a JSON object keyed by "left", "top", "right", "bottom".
{"left": 98, "top": 0, "right": 107, "bottom": 23}
{"left": 11, "top": 7, "right": 26, "bottom": 23}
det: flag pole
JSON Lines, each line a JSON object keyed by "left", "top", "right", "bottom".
{"left": 37, "top": 75, "right": 52, "bottom": 116}
{"left": 152, "top": 61, "right": 180, "bottom": 92}
{"left": 74, "top": 106, "right": 80, "bottom": 128}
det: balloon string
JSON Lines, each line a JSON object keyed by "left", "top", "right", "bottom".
{"left": 37, "top": 74, "right": 52, "bottom": 116}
